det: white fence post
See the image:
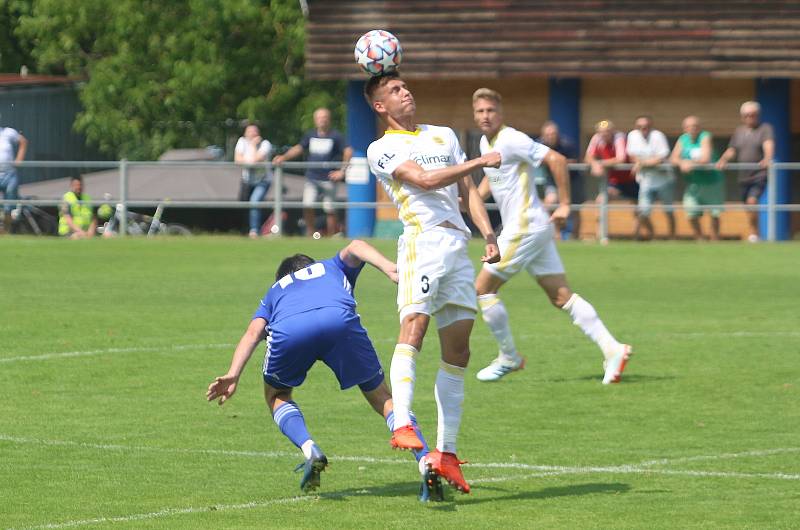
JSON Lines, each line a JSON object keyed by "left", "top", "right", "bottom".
{"left": 119, "top": 159, "right": 128, "bottom": 237}
{"left": 599, "top": 174, "right": 609, "bottom": 244}
{"left": 273, "top": 165, "right": 283, "bottom": 235}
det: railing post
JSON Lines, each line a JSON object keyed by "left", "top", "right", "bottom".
{"left": 766, "top": 162, "right": 777, "bottom": 242}
{"left": 119, "top": 158, "right": 128, "bottom": 237}
{"left": 599, "top": 174, "right": 609, "bottom": 244}
{"left": 273, "top": 165, "right": 283, "bottom": 236}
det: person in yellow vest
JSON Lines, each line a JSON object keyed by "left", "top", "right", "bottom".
{"left": 58, "top": 176, "right": 97, "bottom": 238}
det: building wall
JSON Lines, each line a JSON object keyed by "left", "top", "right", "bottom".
{"left": 0, "top": 85, "right": 105, "bottom": 184}
{"left": 581, "top": 76, "right": 755, "bottom": 139}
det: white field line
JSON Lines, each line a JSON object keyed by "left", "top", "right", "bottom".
{"left": 4, "top": 435, "right": 800, "bottom": 530}
{"left": 637, "top": 447, "right": 800, "bottom": 467}
{"left": 6, "top": 496, "right": 315, "bottom": 530}
{"left": 0, "top": 343, "right": 234, "bottom": 363}
{"left": 3, "top": 433, "right": 798, "bottom": 480}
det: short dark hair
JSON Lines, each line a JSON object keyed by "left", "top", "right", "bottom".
{"left": 70, "top": 176, "right": 83, "bottom": 183}
{"left": 275, "top": 253, "right": 315, "bottom": 281}
{"left": 363, "top": 71, "right": 401, "bottom": 105}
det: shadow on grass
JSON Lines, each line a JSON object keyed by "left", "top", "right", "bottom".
{"left": 430, "top": 482, "right": 632, "bottom": 510}
{"left": 317, "top": 481, "right": 631, "bottom": 509}
{"left": 544, "top": 373, "right": 677, "bottom": 384}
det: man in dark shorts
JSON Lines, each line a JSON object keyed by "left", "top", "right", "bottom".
{"left": 273, "top": 108, "right": 352, "bottom": 237}
{"left": 206, "top": 240, "right": 441, "bottom": 500}
{"left": 716, "top": 101, "right": 774, "bottom": 242}
{"left": 537, "top": 121, "right": 585, "bottom": 240}
{"left": 585, "top": 120, "right": 638, "bottom": 239}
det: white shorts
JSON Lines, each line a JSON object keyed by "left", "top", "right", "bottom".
{"left": 303, "top": 180, "right": 336, "bottom": 213}
{"left": 397, "top": 227, "right": 477, "bottom": 325}
{"left": 483, "top": 225, "right": 565, "bottom": 282}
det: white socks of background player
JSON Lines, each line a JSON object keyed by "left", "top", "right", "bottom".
{"left": 562, "top": 293, "right": 621, "bottom": 359}
{"left": 389, "top": 344, "right": 417, "bottom": 428}
{"left": 478, "top": 294, "right": 521, "bottom": 364}
{"left": 435, "top": 361, "right": 465, "bottom": 454}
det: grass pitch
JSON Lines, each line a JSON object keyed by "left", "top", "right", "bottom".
{"left": 1, "top": 236, "right": 798, "bottom": 529}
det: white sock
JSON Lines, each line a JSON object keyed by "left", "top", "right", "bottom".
{"left": 389, "top": 344, "right": 418, "bottom": 428}
{"left": 562, "top": 293, "right": 621, "bottom": 359}
{"left": 478, "top": 294, "right": 519, "bottom": 363}
{"left": 435, "top": 361, "right": 465, "bottom": 454}
{"left": 301, "top": 439, "right": 316, "bottom": 460}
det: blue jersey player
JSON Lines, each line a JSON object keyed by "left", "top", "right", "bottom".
{"left": 207, "top": 240, "right": 443, "bottom": 500}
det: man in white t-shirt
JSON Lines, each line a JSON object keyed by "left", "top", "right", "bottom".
{"left": 0, "top": 122, "right": 28, "bottom": 234}
{"left": 365, "top": 72, "right": 500, "bottom": 497}
{"left": 234, "top": 124, "right": 273, "bottom": 238}
{"left": 471, "top": 88, "right": 631, "bottom": 386}
{"left": 626, "top": 116, "right": 675, "bottom": 240}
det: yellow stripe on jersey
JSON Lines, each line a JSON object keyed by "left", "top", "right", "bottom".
{"left": 495, "top": 162, "right": 532, "bottom": 272}
{"left": 487, "top": 125, "right": 507, "bottom": 149}
{"left": 385, "top": 127, "right": 421, "bottom": 136}
{"left": 389, "top": 179, "right": 423, "bottom": 232}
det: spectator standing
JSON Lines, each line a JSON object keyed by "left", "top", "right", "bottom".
{"left": 626, "top": 115, "right": 675, "bottom": 240}
{"left": 58, "top": 176, "right": 97, "bottom": 239}
{"left": 234, "top": 124, "right": 273, "bottom": 239}
{"left": 585, "top": 120, "right": 638, "bottom": 239}
{"left": 716, "top": 101, "right": 774, "bottom": 242}
{"left": 272, "top": 108, "right": 352, "bottom": 237}
{"left": 537, "top": 121, "right": 585, "bottom": 240}
{"left": 0, "top": 119, "right": 28, "bottom": 234}
{"left": 671, "top": 116, "right": 725, "bottom": 241}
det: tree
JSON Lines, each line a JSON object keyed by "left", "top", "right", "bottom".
{"left": 0, "top": 0, "right": 34, "bottom": 73}
{"left": 16, "top": 0, "right": 344, "bottom": 159}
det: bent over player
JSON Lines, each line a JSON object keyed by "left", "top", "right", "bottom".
{"left": 207, "top": 240, "right": 440, "bottom": 500}
{"left": 365, "top": 72, "right": 501, "bottom": 494}
{"left": 471, "top": 88, "right": 632, "bottom": 385}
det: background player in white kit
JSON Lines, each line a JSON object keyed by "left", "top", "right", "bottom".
{"left": 365, "top": 72, "right": 501, "bottom": 494}
{"left": 471, "top": 88, "right": 632, "bottom": 385}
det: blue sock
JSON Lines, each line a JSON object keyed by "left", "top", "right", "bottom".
{"left": 273, "top": 401, "right": 312, "bottom": 449}
{"left": 386, "top": 410, "right": 429, "bottom": 462}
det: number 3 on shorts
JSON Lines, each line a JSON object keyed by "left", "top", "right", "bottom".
{"left": 420, "top": 275, "right": 430, "bottom": 294}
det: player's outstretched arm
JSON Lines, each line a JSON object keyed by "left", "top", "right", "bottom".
{"left": 206, "top": 317, "right": 267, "bottom": 405}
{"left": 458, "top": 176, "right": 500, "bottom": 264}
{"left": 340, "top": 240, "right": 398, "bottom": 283}
{"left": 392, "top": 151, "right": 501, "bottom": 191}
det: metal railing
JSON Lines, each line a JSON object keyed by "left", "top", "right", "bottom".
{"left": 2, "top": 160, "right": 797, "bottom": 241}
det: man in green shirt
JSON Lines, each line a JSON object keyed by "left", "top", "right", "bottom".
{"left": 58, "top": 176, "right": 97, "bottom": 239}
{"left": 670, "top": 116, "right": 725, "bottom": 241}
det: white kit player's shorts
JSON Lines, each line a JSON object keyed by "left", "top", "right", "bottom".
{"left": 483, "top": 224, "right": 565, "bottom": 281}
{"left": 397, "top": 226, "right": 477, "bottom": 327}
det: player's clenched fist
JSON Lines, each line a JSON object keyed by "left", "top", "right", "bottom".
{"left": 479, "top": 151, "right": 502, "bottom": 168}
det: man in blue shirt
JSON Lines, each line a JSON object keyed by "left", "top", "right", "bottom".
{"left": 206, "top": 240, "right": 442, "bottom": 501}
{"left": 272, "top": 108, "right": 352, "bottom": 237}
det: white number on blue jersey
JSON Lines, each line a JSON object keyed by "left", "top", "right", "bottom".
{"left": 276, "top": 262, "right": 327, "bottom": 289}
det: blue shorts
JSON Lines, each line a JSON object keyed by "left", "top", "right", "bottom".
{"left": 0, "top": 170, "right": 19, "bottom": 214}
{"left": 263, "top": 306, "right": 384, "bottom": 392}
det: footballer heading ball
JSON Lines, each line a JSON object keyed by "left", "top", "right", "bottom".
{"left": 354, "top": 30, "right": 402, "bottom": 76}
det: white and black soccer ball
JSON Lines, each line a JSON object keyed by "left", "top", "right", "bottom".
{"left": 354, "top": 30, "right": 402, "bottom": 76}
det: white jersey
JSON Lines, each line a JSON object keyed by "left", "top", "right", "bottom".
{"left": 367, "top": 125, "right": 470, "bottom": 234}
{"left": 0, "top": 127, "right": 21, "bottom": 171}
{"left": 479, "top": 125, "right": 551, "bottom": 234}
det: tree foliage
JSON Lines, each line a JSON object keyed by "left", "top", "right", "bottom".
{"left": 14, "top": 0, "right": 344, "bottom": 159}
{"left": 0, "top": 0, "right": 34, "bottom": 73}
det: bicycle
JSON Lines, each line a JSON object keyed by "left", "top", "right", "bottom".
{"left": 7, "top": 196, "right": 58, "bottom": 235}
{"left": 99, "top": 203, "right": 192, "bottom": 237}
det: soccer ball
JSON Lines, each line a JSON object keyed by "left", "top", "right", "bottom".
{"left": 354, "top": 30, "right": 402, "bottom": 76}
